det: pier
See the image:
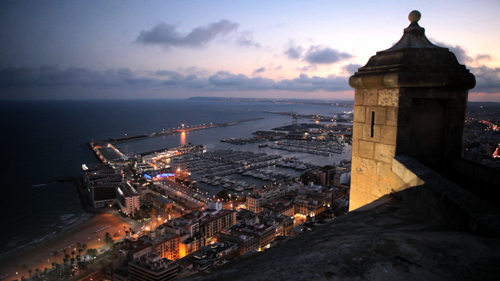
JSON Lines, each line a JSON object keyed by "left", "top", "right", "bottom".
{"left": 88, "top": 142, "right": 127, "bottom": 164}
{"left": 87, "top": 118, "right": 264, "bottom": 163}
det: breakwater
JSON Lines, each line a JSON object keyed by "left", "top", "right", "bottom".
{"left": 103, "top": 118, "right": 264, "bottom": 143}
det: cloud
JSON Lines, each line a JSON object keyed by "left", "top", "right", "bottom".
{"left": 277, "top": 73, "right": 349, "bottom": 92}
{"left": 0, "top": 66, "right": 155, "bottom": 88}
{"left": 156, "top": 71, "right": 209, "bottom": 88}
{"left": 430, "top": 40, "right": 500, "bottom": 94}
{"left": 431, "top": 39, "right": 473, "bottom": 65}
{"left": 206, "top": 71, "right": 349, "bottom": 92}
{"left": 154, "top": 70, "right": 186, "bottom": 85}
{"left": 155, "top": 69, "right": 183, "bottom": 78}
{"left": 285, "top": 46, "right": 303, "bottom": 60}
{"left": 136, "top": 20, "right": 239, "bottom": 48}
{"left": 178, "top": 66, "right": 210, "bottom": 76}
{"left": 235, "top": 31, "right": 261, "bottom": 48}
{"left": 252, "top": 67, "right": 266, "bottom": 75}
{"left": 475, "top": 54, "right": 492, "bottom": 62}
{"left": 342, "top": 63, "right": 362, "bottom": 76}
{"left": 470, "top": 65, "right": 500, "bottom": 93}
{"left": 0, "top": 66, "right": 352, "bottom": 98}
{"left": 295, "top": 65, "right": 317, "bottom": 72}
{"left": 304, "top": 46, "right": 352, "bottom": 65}
{"left": 285, "top": 44, "right": 353, "bottom": 67}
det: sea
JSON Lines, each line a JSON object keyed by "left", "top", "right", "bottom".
{"left": 0, "top": 99, "right": 352, "bottom": 259}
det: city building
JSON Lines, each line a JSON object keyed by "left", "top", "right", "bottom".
{"left": 246, "top": 185, "right": 286, "bottom": 212}
{"left": 83, "top": 163, "right": 123, "bottom": 208}
{"left": 184, "top": 203, "right": 237, "bottom": 244}
{"left": 116, "top": 182, "right": 140, "bottom": 216}
{"left": 146, "top": 193, "right": 175, "bottom": 212}
{"left": 294, "top": 195, "right": 325, "bottom": 217}
{"left": 147, "top": 232, "right": 181, "bottom": 261}
{"left": 261, "top": 199, "right": 294, "bottom": 216}
{"left": 178, "top": 242, "right": 239, "bottom": 272}
{"left": 159, "top": 218, "right": 204, "bottom": 257}
{"left": 257, "top": 210, "right": 294, "bottom": 236}
{"left": 218, "top": 228, "right": 259, "bottom": 255}
{"left": 221, "top": 215, "right": 276, "bottom": 251}
{"left": 128, "top": 252, "right": 178, "bottom": 281}
{"left": 318, "top": 165, "right": 336, "bottom": 186}
{"left": 120, "top": 239, "right": 153, "bottom": 262}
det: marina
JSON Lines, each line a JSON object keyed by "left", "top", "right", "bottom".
{"left": 174, "top": 149, "right": 285, "bottom": 176}
{"left": 139, "top": 144, "right": 329, "bottom": 196}
{"left": 269, "top": 139, "right": 347, "bottom": 156}
{"left": 171, "top": 149, "right": 322, "bottom": 195}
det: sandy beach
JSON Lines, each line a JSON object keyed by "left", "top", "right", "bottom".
{"left": 0, "top": 213, "right": 137, "bottom": 281}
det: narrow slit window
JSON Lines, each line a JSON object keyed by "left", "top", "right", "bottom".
{"left": 371, "top": 111, "right": 375, "bottom": 138}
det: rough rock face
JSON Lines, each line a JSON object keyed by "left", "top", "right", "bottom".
{"left": 184, "top": 196, "right": 500, "bottom": 281}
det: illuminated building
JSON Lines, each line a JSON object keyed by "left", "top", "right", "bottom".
{"left": 219, "top": 215, "right": 275, "bottom": 252}
{"left": 83, "top": 163, "right": 122, "bottom": 208}
{"left": 149, "top": 232, "right": 181, "bottom": 261}
{"left": 116, "top": 182, "right": 140, "bottom": 216}
{"left": 294, "top": 195, "right": 325, "bottom": 217}
{"left": 246, "top": 186, "right": 286, "bottom": 213}
{"left": 184, "top": 204, "right": 237, "bottom": 244}
{"left": 159, "top": 218, "right": 204, "bottom": 256}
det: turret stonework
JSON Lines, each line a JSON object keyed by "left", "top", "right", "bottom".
{"left": 349, "top": 11, "right": 476, "bottom": 211}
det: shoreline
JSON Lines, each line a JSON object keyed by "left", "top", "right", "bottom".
{"left": 0, "top": 212, "right": 138, "bottom": 280}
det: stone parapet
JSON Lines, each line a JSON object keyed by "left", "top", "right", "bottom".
{"left": 184, "top": 195, "right": 500, "bottom": 281}
{"left": 392, "top": 155, "right": 500, "bottom": 236}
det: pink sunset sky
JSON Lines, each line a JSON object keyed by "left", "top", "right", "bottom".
{"left": 1, "top": 0, "right": 499, "bottom": 101}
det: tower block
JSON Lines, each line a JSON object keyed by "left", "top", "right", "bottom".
{"left": 348, "top": 11, "right": 475, "bottom": 211}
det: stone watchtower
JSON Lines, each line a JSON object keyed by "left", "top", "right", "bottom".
{"left": 348, "top": 11, "right": 476, "bottom": 211}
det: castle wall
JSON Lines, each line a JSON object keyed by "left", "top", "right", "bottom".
{"left": 350, "top": 87, "right": 469, "bottom": 211}
{"left": 350, "top": 88, "right": 406, "bottom": 210}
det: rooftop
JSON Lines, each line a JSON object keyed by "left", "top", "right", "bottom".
{"left": 197, "top": 209, "right": 235, "bottom": 224}
{"left": 132, "top": 252, "right": 177, "bottom": 272}
{"left": 121, "top": 239, "right": 152, "bottom": 253}
{"left": 117, "top": 182, "right": 139, "bottom": 198}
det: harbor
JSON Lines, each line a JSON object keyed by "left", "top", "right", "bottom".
{"left": 84, "top": 108, "right": 353, "bottom": 199}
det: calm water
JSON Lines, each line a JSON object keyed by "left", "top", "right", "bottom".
{"left": 0, "top": 99, "right": 352, "bottom": 258}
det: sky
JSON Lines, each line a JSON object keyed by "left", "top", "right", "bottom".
{"left": 1, "top": 0, "right": 499, "bottom": 101}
